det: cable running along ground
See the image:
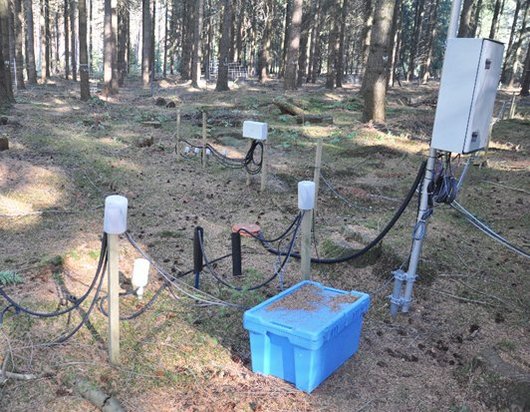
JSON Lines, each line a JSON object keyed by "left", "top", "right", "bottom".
{"left": 261, "top": 161, "right": 427, "bottom": 264}
{"left": 176, "top": 139, "right": 263, "bottom": 175}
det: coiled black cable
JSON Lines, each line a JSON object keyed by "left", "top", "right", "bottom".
{"left": 260, "top": 161, "right": 427, "bottom": 264}
{"left": 0, "top": 235, "right": 108, "bottom": 318}
{"left": 176, "top": 139, "right": 264, "bottom": 175}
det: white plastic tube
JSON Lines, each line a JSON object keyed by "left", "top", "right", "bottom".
{"left": 298, "top": 181, "right": 316, "bottom": 210}
{"left": 104, "top": 195, "right": 128, "bottom": 235}
{"left": 132, "top": 258, "right": 150, "bottom": 298}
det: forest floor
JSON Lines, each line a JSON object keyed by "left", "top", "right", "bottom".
{"left": 0, "top": 77, "right": 529, "bottom": 412}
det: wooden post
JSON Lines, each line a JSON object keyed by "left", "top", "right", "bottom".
{"left": 260, "top": 139, "right": 269, "bottom": 192}
{"left": 246, "top": 140, "right": 252, "bottom": 187}
{"left": 301, "top": 210, "right": 313, "bottom": 280}
{"left": 175, "top": 109, "right": 181, "bottom": 162}
{"left": 509, "top": 92, "right": 517, "bottom": 119}
{"left": 202, "top": 111, "right": 207, "bottom": 167}
{"left": 312, "top": 139, "right": 323, "bottom": 214}
{"left": 107, "top": 234, "right": 120, "bottom": 364}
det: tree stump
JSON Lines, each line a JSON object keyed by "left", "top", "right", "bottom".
{"left": 0, "top": 137, "right": 8, "bottom": 151}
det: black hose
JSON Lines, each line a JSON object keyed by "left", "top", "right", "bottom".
{"left": 0, "top": 235, "right": 108, "bottom": 318}
{"left": 261, "top": 161, "right": 427, "bottom": 264}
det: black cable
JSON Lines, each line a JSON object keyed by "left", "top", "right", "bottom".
{"left": 0, "top": 235, "right": 108, "bottom": 318}
{"left": 237, "top": 212, "right": 302, "bottom": 243}
{"left": 49, "top": 252, "right": 107, "bottom": 345}
{"left": 261, "top": 160, "right": 427, "bottom": 264}
{"left": 98, "top": 281, "right": 169, "bottom": 321}
{"left": 200, "top": 216, "right": 302, "bottom": 291}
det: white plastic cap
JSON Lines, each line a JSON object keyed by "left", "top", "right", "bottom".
{"left": 298, "top": 181, "right": 316, "bottom": 210}
{"left": 104, "top": 195, "right": 128, "bottom": 234}
{"left": 206, "top": 148, "right": 211, "bottom": 156}
{"left": 194, "top": 147, "right": 200, "bottom": 154}
{"left": 184, "top": 146, "right": 190, "bottom": 154}
{"left": 132, "top": 258, "right": 150, "bottom": 289}
{"left": 242, "top": 121, "right": 268, "bottom": 141}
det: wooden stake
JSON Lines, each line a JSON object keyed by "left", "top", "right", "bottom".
{"left": 175, "top": 109, "right": 181, "bottom": 162}
{"left": 107, "top": 234, "right": 120, "bottom": 364}
{"left": 509, "top": 92, "right": 517, "bottom": 119}
{"left": 246, "top": 140, "right": 252, "bottom": 187}
{"left": 202, "top": 111, "right": 207, "bottom": 167}
{"left": 301, "top": 210, "right": 312, "bottom": 280}
{"left": 312, "top": 139, "right": 323, "bottom": 214}
{"left": 260, "top": 139, "right": 269, "bottom": 192}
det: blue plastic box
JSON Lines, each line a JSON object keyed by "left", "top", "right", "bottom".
{"left": 243, "top": 280, "right": 370, "bottom": 392}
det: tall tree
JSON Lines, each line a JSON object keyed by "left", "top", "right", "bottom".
{"left": 0, "top": 0, "right": 14, "bottom": 104}
{"left": 103, "top": 0, "right": 117, "bottom": 94}
{"left": 216, "top": 0, "right": 232, "bottom": 91}
{"left": 284, "top": 0, "right": 302, "bottom": 90}
{"left": 407, "top": 0, "right": 425, "bottom": 81}
{"left": 117, "top": 0, "right": 128, "bottom": 85}
{"left": 326, "top": 0, "right": 341, "bottom": 89}
{"left": 258, "top": 0, "right": 272, "bottom": 82}
{"left": 420, "top": 0, "right": 439, "bottom": 83}
{"left": 296, "top": 7, "right": 310, "bottom": 88}
{"left": 64, "top": 0, "right": 70, "bottom": 79}
{"left": 489, "top": 0, "right": 502, "bottom": 39}
{"left": 23, "top": 0, "right": 37, "bottom": 83}
{"left": 361, "top": 0, "right": 395, "bottom": 123}
{"left": 13, "top": 0, "right": 24, "bottom": 88}
{"left": 335, "top": 0, "right": 349, "bottom": 87}
{"left": 142, "top": 0, "right": 152, "bottom": 86}
{"left": 520, "top": 43, "right": 530, "bottom": 96}
{"left": 40, "top": 0, "right": 50, "bottom": 81}
{"left": 70, "top": 0, "right": 77, "bottom": 80}
{"left": 78, "top": 0, "right": 90, "bottom": 100}
{"left": 458, "top": 0, "right": 474, "bottom": 37}
{"left": 502, "top": 0, "right": 528, "bottom": 85}
{"left": 191, "top": 0, "right": 203, "bottom": 88}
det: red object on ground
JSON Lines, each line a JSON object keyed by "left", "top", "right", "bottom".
{"left": 232, "top": 223, "right": 261, "bottom": 238}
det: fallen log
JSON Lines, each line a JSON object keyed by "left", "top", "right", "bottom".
{"left": 75, "top": 379, "right": 125, "bottom": 412}
{"left": 273, "top": 97, "right": 306, "bottom": 116}
{"left": 295, "top": 114, "right": 333, "bottom": 125}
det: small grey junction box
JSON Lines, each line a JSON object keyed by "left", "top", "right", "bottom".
{"left": 431, "top": 38, "right": 504, "bottom": 154}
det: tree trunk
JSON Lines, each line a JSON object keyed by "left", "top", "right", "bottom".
{"left": 420, "top": 0, "right": 439, "bottom": 83}
{"left": 502, "top": 0, "right": 527, "bottom": 85}
{"left": 235, "top": 0, "right": 244, "bottom": 62}
{"left": 117, "top": 0, "right": 127, "bottom": 85}
{"left": 469, "top": 0, "right": 482, "bottom": 37}
{"left": 284, "top": 0, "right": 302, "bottom": 90}
{"left": 407, "top": 0, "right": 425, "bottom": 81}
{"left": 307, "top": 0, "right": 319, "bottom": 83}
{"left": 89, "top": 0, "right": 92, "bottom": 71}
{"left": 23, "top": 0, "right": 37, "bottom": 83}
{"left": 489, "top": 0, "right": 502, "bottom": 39}
{"left": 162, "top": 0, "right": 168, "bottom": 77}
{"left": 296, "top": 9, "right": 309, "bottom": 88}
{"left": 258, "top": 0, "right": 271, "bottom": 82}
{"left": 111, "top": 0, "right": 118, "bottom": 90}
{"left": 458, "top": 0, "right": 474, "bottom": 37}
{"left": 64, "top": 0, "right": 70, "bottom": 79}
{"left": 78, "top": 0, "right": 89, "bottom": 100}
{"left": 40, "top": 0, "right": 50, "bottom": 80}
{"left": 0, "top": 0, "right": 14, "bottom": 103}
{"left": 70, "top": 0, "right": 77, "bottom": 80}
{"left": 279, "top": 0, "right": 291, "bottom": 78}
{"left": 361, "top": 0, "right": 395, "bottom": 123}
{"left": 13, "top": 0, "right": 24, "bottom": 88}
{"left": 325, "top": 0, "right": 340, "bottom": 89}
{"left": 360, "top": 0, "right": 374, "bottom": 71}
{"left": 215, "top": 0, "right": 231, "bottom": 91}
{"left": 103, "top": 0, "right": 117, "bottom": 95}
{"left": 335, "top": 0, "right": 348, "bottom": 87}
{"left": 54, "top": 11, "right": 59, "bottom": 74}
{"left": 388, "top": 0, "right": 402, "bottom": 87}
{"left": 190, "top": 0, "right": 203, "bottom": 88}
{"left": 519, "top": 43, "right": 529, "bottom": 96}
{"left": 142, "top": 0, "right": 152, "bottom": 86}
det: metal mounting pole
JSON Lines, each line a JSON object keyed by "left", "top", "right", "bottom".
{"left": 390, "top": 0, "right": 463, "bottom": 317}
